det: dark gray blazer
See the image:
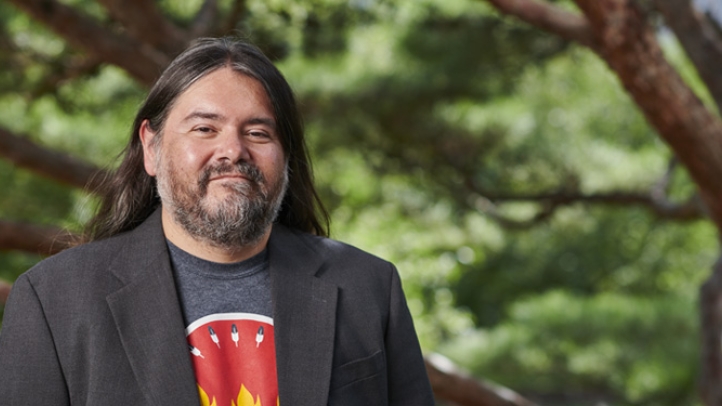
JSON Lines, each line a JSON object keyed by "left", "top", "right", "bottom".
{"left": 0, "top": 210, "right": 434, "bottom": 405}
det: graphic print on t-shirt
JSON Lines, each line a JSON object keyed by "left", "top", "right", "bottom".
{"left": 186, "top": 313, "right": 278, "bottom": 406}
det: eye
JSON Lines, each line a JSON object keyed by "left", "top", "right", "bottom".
{"left": 248, "top": 130, "right": 271, "bottom": 139}
{"left": 191, "top": 125, "right": 217, "bottom": 136}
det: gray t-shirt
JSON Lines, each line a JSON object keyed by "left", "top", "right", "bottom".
{"left": 167, "top": 241, "right": 279, "bottom": 404}
{"left": 166, "top": 240, "right": 273, "bottom": 325}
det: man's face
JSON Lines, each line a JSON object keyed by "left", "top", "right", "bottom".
{"left": 141, "top": 67, "right": 288, "bottom": 248}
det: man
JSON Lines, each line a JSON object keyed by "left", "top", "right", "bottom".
{"left": 0, "top": 38, "right": 434, "bottom": 405}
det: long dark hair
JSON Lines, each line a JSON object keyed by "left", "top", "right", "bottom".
{"left": 86, "top": 38, "right": 329, "bottom": 241}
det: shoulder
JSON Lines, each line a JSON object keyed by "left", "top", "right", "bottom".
{"left": 22, "top": 210, "right": 164, "bottom": 290}
{"left": 270, "top": 224, "right": 398, "bottom": 291}
{"left": 273, "top": 224, "right": 392, "bottom": 269}
{"left": 31, "top": 232, "right": 131, "bottom": 271}
{"left": 19, "top": 232, "right": 130, "bottom": 296}
{"left": 19, "top": 211, "right": 167, "bottom": 306}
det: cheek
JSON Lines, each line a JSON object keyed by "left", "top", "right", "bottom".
{"left": 157, "top": 143, "right": 211, "bottom": 185}
{"left": 175, "top": 142, "right": 213, "bottom": 173}
{"left": 248, "top": 144, "right": 285, "bottom": 176}
{"left": 266, "top": 151, "right": 287, "bottom": 180}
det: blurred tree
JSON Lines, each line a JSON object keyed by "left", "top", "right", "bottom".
{"left": 478, "top": 2, "right": 722, "bottom": 405}
{"left": 1, "top": 0, "right": 721, "bottom": 405}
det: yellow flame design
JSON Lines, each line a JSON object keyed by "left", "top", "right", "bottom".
{"left": 232, "top": 384, "right": 261, "bottom": 406}
{"left": 198, "top": 384, "right": 217, "bottom": 406}
{"left": 198, "top": 383, "right": 279, "bottom": 406}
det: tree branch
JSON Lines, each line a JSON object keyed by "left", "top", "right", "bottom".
{"left": 425, "top": 353, "right": 538, "bottom": 406}
{"left": 471, "top": 189, "right": 705, "bottom": 230}
{"left": 0, "top": 220, "right": 76, "bottom": 256}
{"left": 571, "top": 0, "right": 722, "bottom": 231}
{"left": 190, "top": 0, "right": 221, "bottom": 38}
{"left": 653, "top": 0, "right": 722, "bottom": 112}
{"left": 97, "top": 0, "right": 188, "bottom": 55}
{"left": 560, "top": 4, "right": 722, "bottom": 404}
{"left": 491, "top": 190, "right": 704, "bottom": 220}
{"left": 0, "top": 280, "right": 11, "bottom": 306}
{"left": 478, "top": 201, "right": 557, "bottom": 230}
{"left": 484, "top": 0, "right": 598, "bottom": 50}
{"left": 0, "top": 220, "right": 77, "bottom": 306}
{"left": 0, "top": 126, "right": 109, "bottom": 193}
{"left": 455, "top": 153, "right": 702, "bottom": 228}
{"left": 220, "top": 0, "right": 248, "bottom": 36}
{"left": 6, "top": 0, "right": 169, "bottom": 86}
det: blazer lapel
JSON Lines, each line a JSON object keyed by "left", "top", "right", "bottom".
{"left": 105, "top": 210, "right": 199, "bottom": 406}
{"left": 269, "top": 225, "right": 338, "bottom": 406}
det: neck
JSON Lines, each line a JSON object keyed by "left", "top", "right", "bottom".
{"left": 160, "top": 207, "right": 271, "bottom": 263}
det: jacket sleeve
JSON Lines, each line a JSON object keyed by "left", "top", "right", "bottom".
{"left": 0, "top": 274, "right": 70, "bottom": 405}
{"left": 385, "top": 265, "right": 435, "bottom": 405}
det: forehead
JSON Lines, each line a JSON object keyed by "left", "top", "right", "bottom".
{"left": 169, "top": 67, "right": 274, "bottom": 118}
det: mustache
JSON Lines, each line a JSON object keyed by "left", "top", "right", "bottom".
{"left": 198, "top": 161, "right": 264, "bottom": 192}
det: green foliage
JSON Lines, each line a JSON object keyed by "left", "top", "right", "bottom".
{"left": 455, "top": 207, "right": 715, "bottom": 327}
{"left": 440, "top": 291, "right": 701, "bottom": 405}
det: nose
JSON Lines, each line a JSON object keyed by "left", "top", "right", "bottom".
{"left": 216, "top": 131, "right": 251, "bottom": 163}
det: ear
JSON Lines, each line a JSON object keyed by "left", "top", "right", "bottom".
{"left": 139, "top": 119, "right": 159, "bottom": 177}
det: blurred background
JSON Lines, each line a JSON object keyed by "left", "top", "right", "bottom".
{"left": 1, "top": 0, "right": 721, "bottom": 405}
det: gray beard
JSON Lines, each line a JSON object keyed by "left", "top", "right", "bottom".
{"left": 156, "top": 159, "right": 288, "bottom": 249}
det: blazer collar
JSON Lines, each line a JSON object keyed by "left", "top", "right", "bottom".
{"left": 105, "top": 209, "right": 200, "bottom": 406}
{"left": 268, "top": 224, "right": 339, "bottom": 406}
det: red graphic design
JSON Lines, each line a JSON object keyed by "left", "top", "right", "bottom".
{"left": 186, "top": 313, "right": 278, "bottom": 406}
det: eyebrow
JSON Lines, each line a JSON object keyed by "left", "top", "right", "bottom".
{"left": 182, "top": 111, "right": 225, "bottom": 123}
{"left": 246, "top": 117, "right": 277, "bottom": 130}
{"left": 181, "top": 111, "right": 276, "bottom": 129}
